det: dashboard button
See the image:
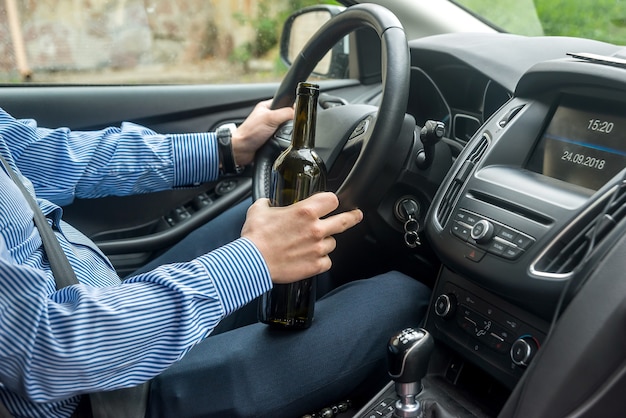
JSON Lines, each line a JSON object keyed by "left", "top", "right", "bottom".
{"left": 501, "top": 245, "right": 523, "bottom": 260}
{"left": 471, "top": 220, "right": 495, "bottom": 243}
{"left": 454, "top": 211, "right": 468, "bottom": 222}
{"left": 513, "top": 234, "right": 534, "bottom": 250}
{"left": 464, "top": 213, "right": 480, "bottom": 226}
{"left": 464, "top": 246, "right": 485, "bottom": 262}
{"left": 452, "top": 221, "right": 471, "bottom": 241}
{"left": 499, "top": 316, "right": 521, "bottom": 333}
{"left": 487, "top": 240, "right": 506, "bottom": 255}
{"left": 496, "top": 226, "right": 517, "bottom": 243}
{"left": 454, "top": 210, "right": 478, "bottom": 226}
{"left": 435, "top": 294, "right": 457, "bottom": 319}
{"left": 510, "top": 336, "right": 539, "bottom": 367}
{"left": 485, "top": 332, "right": 510, "bottom": 353}
{"left": 488, "top": 322, "right": 514, "bottom": 343}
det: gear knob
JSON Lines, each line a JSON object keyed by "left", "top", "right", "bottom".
{"left": 387, "top": 328, "right": 434, "bottom": 418}
{"left": 388, "top": 327, "right": 434, "bottom": 383}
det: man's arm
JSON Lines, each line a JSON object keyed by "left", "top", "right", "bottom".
{"left": 0, "top": 102, "right": 293, "bottom": 205}
{"left": 0, "top": 107, "right": 219, "bottom": 205}
{"left": 0, "top": 237, "right": 272, "bottom": 402}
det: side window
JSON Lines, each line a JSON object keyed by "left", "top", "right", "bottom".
{"left": 0, "top": 0, "right": 339, "bottom": 85}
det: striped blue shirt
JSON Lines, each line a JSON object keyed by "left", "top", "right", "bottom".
{"left": 0, "top": 108, "right": 273, "bottom": 417}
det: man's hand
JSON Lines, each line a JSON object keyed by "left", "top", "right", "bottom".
{"left": 231, "top": 99, "right": 294, "bottom": 166}
{"left": 241, "top": 192, "right": 363, "bottom": 284}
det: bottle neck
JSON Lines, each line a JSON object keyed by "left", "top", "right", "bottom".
{"left": 291, "top": 91, "right": 318, "bottom": 149}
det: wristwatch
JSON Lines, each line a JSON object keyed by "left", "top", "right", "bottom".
{"left": 216, "top": 123, "right": 243, "bottom": 175}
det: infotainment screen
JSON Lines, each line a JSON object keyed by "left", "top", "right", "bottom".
{"left": 527, "top": 95, "right": 626, "bottom": 190}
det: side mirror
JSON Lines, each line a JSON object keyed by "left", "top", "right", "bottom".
{"left": 280, "top": 5, "right": 349, "bottom": 78}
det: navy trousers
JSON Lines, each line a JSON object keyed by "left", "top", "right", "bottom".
{"left": 136, "top": 199, "right": 431, "bottom": 417}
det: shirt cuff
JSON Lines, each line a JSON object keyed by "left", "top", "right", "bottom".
{"left": 195, "top": 237, "right": 272, "bottom": 315}
{"left": 170, "top": 132, "right": 220, "bottom": 186}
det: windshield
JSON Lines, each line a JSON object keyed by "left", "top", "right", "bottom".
{"left": 2, "top": 0, "right": 624, "bottom": 85}
{"left": 453, "top": 0, "right": 626, "bottom": 45}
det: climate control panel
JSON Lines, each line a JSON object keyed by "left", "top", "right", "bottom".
{"left": 426, "top": 270, "right": 548, "bottom": 388}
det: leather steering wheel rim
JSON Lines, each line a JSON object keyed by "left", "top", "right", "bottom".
{"left": 252, "top": 3, "right": 410, "bottom": 211}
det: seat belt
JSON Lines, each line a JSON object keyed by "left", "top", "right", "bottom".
{"left": 0, "top": 155, "right": 78, "bottom": 289}
{"left": 0, "top": 155, "right": 149, "bottom": 418}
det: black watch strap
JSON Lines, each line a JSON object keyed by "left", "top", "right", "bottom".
{"left": 216, "top": 123, "right": 242, "bottom": 175}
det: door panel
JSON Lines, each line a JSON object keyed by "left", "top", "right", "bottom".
{"left": 0, "top": 84, "right": 279, "bottom": 131}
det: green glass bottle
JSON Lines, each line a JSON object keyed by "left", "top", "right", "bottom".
{"left": 258, "top": 82, "right": 327, "bottom": 329}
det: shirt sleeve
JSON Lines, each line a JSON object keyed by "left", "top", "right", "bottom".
{"left": 0, "top": 107, "right": 220, "bottom": 206}
{"left": 0, "top": 237, "right": 272, "bottom": 402}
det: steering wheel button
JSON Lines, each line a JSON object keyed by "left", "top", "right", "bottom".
{"left": 279, "top": 125, "right": 293, "bottom": 135}
{"left": 349, "top": 120, "right": 368, "bottom": 139}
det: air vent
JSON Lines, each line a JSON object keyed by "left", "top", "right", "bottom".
{"left": 436, "top": 134, "right": 490, "bottom": 226}
{"left": 533, "top": 182, "right": 626, "bottom": 278}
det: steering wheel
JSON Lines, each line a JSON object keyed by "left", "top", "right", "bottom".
{"left": 252, "top": 3, "right": 412, "bottom": 211}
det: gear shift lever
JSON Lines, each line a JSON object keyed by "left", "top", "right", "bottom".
{"left": 387, "top": 328, "right": 434, "bottom": 418}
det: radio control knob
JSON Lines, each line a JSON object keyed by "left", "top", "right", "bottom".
{"left": 434, "top": 293, "right": 457, "bottom": 319}
{"left": 471, "top": 219, "right": 494, "bottom": 243}
{"left": 510, "top": 336, "right": 539, "bottom": 367}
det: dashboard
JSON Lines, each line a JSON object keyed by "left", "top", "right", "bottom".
{"left": 407, "top": 64, "right": 511, "bottom": 147}
{"left": 387, "top": 32, "right": 626, "bottom": 408}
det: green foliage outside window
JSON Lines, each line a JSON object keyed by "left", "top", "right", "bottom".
{"left": 456, "top": 0, "right": 626, "bottom": 45}
{"left": 230, "top": 0, "right": 340, "bottom": 72}
{"left": 534, "top": 0, "right": 626, "bottom": 45}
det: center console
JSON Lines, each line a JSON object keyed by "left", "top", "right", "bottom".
{"left": 354, "top": 57, "right": 626, "bottom": 417}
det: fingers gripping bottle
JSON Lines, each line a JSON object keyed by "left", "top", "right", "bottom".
{"left": 258, "top": 82, "right": 327, "bottom": 329}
